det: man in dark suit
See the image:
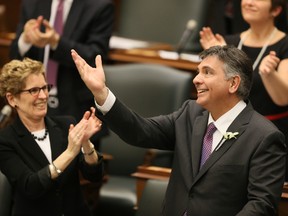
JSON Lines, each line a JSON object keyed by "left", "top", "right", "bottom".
{"left": 10, "top": 0, "right": 114, "bottom": 145}
{"left": 71, "top": 45, "right": 287, "bottom": 216}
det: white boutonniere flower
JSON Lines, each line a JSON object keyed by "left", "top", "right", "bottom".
{"left": 223, "top": 132, "right": 239, "bottom": 140}
{"left": 215, "top": 132, "right": 239, "bottom": 151}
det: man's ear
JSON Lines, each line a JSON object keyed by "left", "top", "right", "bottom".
{"left": 229, "top": 75, "right": 240, "bottom": 94}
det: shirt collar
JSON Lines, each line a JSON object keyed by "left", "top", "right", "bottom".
{"left": 208, "top": 100, "right": 246, "bottom": 135}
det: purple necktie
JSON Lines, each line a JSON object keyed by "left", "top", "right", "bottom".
{"left": 46, "top": 0, "right": 64, "bottom": 87}
{"left": 182, "top": 123, "right": 217, "bottom": 216}
{"left": 200, "top": 122, "right": 217, "bottom": 168}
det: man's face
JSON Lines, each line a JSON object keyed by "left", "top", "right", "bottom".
{"left": 193, "top": 56, "right": 233, "bottom": 114}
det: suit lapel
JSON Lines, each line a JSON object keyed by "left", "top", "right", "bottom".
{"left": 64, "top": 0, "right": 85, "bottom": 38}
{"left": 194, "top": 138, "right": 238, "bottom": 184}
{"left": 12, "top": 117, "right": 49, "bottom": 167}
{"left": 191, "top": 112, "right": 209, "bottom": 178}
{"left": 12, "top": 117, "right": 67, "bottom": 168}
{"left": 191, "top": 102, "right": 253, "bottom": 186}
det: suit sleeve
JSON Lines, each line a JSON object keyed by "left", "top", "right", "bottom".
{"left": 236, "top": 130, "right": 286, "bottom": 216}
{"left": 96, "top": 99, "right": 191, "bottom": 151}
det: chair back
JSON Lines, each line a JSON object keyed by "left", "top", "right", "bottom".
{"left": 101, "top": 63, "right": 192, "bottom": 175}
{"left": 136, "top": 179, "right": 168, "bottom": 216}
{"left": 0, "top": 170, "right": 12, "bottom": 216}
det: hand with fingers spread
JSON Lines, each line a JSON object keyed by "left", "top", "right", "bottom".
{"left": 259, "top": 51, "right": 280, "bottom": 76}
{"left": 199, "top": 27, "right": 226, "bottom": 50}
{"left": 71, "top": 49, "right": 108, "bottom": 105}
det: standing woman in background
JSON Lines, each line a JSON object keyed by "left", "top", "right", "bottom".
{"left": 200, "top": 0, "right": 288, "bottom": 181}
{"left": 0, "top": 58, "right": 104, "bottom": 216}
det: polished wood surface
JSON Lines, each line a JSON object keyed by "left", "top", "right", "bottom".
{"left": 131, "top": 165, "right": 170, "bottom": 207}
{"left": 109, "top": 48, "right": 199, "bottom": 72}
{"left": 279, "top": 184, "right": 288, "bottom": 216}
{"left": 0, "top": 0, "right": 21, "bottom": 32}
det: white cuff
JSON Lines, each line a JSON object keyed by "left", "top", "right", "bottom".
{"left": 18, "top": 33, "right": 32, "bottom": 56}
{"left": 95, "top": 88, "right": 116, "bottom": 115}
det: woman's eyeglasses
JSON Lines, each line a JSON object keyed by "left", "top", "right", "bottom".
{"left": 18, "top": 84, "right": 53, "bottom": 96}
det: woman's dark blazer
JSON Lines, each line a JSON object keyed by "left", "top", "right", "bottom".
{"left": 0, "top": 115, "right": 103, "bottom": 216}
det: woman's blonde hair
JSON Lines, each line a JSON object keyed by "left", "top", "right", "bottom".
{"left": 0, "top": 58, "right": 45, "bottom": 97}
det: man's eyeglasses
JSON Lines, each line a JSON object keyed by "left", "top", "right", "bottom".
{"left": 18, "top": 84, "right": 53, "bottom": 96}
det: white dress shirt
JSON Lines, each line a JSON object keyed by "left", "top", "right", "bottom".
{"left": 208, "top": 100, "right": 246, "bottom": 151}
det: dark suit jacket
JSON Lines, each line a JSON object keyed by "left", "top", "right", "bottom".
{"left": 98, "top": 99, "right": 287, "bottom": 216}
{"left": 0, "top": 116, "right": 103, "bottom": 216}
{"left": 10, "top": 0, "right": 114, "bottom": 123}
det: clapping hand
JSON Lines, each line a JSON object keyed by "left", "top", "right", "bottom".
{"left": 199, "top": 27, "right": 226, "bottom": 50}
{"left": 67, "top": 107, "right": 102, "bottom": 155}
{"left": 23, "top": 16, "right": 60, "bottom": 48}
{"left": 259, "top": 51, "right": 280, "bottom": 76}
{"left": 82, "top": 107, "right": 102, "bottom": 141}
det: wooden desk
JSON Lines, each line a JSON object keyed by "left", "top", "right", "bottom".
{"left": 132, "top": 166, "right": 288, "bottom": 215}
{"left": 279, "top": 183, "right": 288, "bottom": 216}
{"left": 131, "top": 165, "right": 170, "bottom": 207}
{"left": 108, "top": 48, "right": 199, "bottom": 72}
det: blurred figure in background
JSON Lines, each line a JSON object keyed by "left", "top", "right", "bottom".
{"left": 200, "top": 0, "right": 288, "bottom": 181}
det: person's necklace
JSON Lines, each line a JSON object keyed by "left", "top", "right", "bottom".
{"left": 31, "top": 128, "right": 49, "bottom": 141}
{"left": 237, "top": 27, "right": 277, "bottom": 70}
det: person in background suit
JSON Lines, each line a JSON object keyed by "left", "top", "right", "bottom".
{"left": 71, "top": 45, "right": 286, "bottom": 216}
{"left": 199, "top": 0, "right": 288, "bottom": 181}
{"left": 0, "top": 58, "right": 104, "bottom": 216}
{"left": 10, "top": 0, "right": 114, "bottom": 147}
